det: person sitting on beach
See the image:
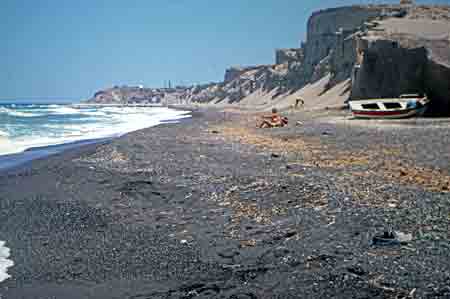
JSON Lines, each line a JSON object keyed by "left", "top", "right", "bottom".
{"left": 258, "top": 108, "right": 288, "bottom": 128}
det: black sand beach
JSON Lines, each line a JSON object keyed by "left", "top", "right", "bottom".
{"left": 0, "top": 109, "right": 449, "bottom": 298}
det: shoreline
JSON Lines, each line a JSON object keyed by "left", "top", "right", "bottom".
{"left": 0, "top": 108, "right": 449, "bottom": 298}
{"left": 0, "top": 137, "right": 113, "bottom": 172}
{"left": 0, "top": 106, "right": 195, "bottom": 172}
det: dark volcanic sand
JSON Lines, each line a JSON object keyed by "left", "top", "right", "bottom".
{"left": 0, "top": 109, "right": 449, "bottom": 298}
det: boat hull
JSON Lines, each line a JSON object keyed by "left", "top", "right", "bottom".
{"left": 352, "top": 106, "right": 427, "bottom": 119}
{"left": 349, "top": 96, "right": 429, "bottom": 119}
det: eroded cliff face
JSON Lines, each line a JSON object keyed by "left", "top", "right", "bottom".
{"left": 88, "top": 5, "right": 450, "bottom": 115}
{"left": 187, "top": 5, "right": 399, "bottom": 105}
{"left": 89, "top": 86, "right": 157, "bottom": 104}
{"left": 350, "top": 9, "right": 450, "bottom": 115}
{"left": 87, "top": 86, "right": 185, "bottom": 104}
{"left": 304, "top": 6, "right": 384, "bottom": 81}
{"left": 351, "top": 37, "right": 428, "bottom": 99}
{"left": 188, "top": 64, "right": 292, "bottom": 104}
{"left": 200, "top": 4, "right": 449, "bottom": 115}
{"left": 426, "top": 58, "right": 450, "bottom": 116}
{"left": 275, "top": 48, "right": 304, "bottom": 65}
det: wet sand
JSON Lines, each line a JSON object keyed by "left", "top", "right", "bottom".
{"left": 0, "top": 108, "right": 449, "bottom": 298}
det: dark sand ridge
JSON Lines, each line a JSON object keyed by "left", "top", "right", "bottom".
{"left": 0, "top": 108, "right": 449, "bottom": 298}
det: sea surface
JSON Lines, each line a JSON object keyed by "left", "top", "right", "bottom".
{"left": 0, "top": 101, "right": 190, "bottom": 169}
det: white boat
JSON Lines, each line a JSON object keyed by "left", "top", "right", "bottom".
{"left": 349, "top": 94, "right": 430, "bottom": 119}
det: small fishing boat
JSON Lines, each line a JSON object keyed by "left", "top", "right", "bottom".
{"left": 349, "top": 94, "right": 430, "bottom": 119}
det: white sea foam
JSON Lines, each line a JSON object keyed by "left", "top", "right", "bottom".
{"left": 48, "top": 106, "right": 80, "bottom": 115}
{"left": 80, "top": 110, "right": 108, "bottom": 117}
{"left": 0, "top": 106, "right": 191, "bottom": 156}
{"left": 0, "top": 107, "right": 44, "bottom": 118}
{"left": 0, "top": 241, "right": 13, "bottom": 282}
{"left": 0, "top": 130, "right": 9, "bottom": 137}
{"left": 0, "top": 137, "right": 25, "bottom": 156}
{"left": 9, "top": 111, "right": 43, "bottom": 117}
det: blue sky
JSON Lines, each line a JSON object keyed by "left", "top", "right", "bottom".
{"left": 1, "top": 0, "right": 447, "bottom": 101}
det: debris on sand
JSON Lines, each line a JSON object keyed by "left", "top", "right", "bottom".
{"left": 372, "top": 231, "right": 413, "bottom": 246}
{"left": 372, "top": 231, "right": 400, "bottom": 246}
{"left": 210, "top": 122, "right": 450, "bottom": 193}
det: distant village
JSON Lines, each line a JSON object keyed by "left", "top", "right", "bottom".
{"left": 88, "top": 82, "right": 193, "bottom": 105}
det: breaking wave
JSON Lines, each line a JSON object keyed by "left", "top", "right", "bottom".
{"left": 0, "top": 104, "right": 191, "bottom": 156}
{"left": 0, "top": 241, "right": 13, "bottom": 282}
{"left": 0, "top": 107, "right": 44, "bottom": 118}
{"left": 47, "top": 106, "right": 81, "bottom": 115}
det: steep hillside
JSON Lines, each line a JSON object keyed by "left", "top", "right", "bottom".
{"left": 88, "top": 4, "right": 450, "bottom": 115}
{"left": 88, "top": 86, "right": 159, "bottom": 104}
{"left": 182, "top": 5, "right": 401, "bottom": 107}
{"left": 87, "top": 86, "right": 189, "bottom": 104}
{"left": 185, "top": 4, "right": 450, "bottom": 115}
{"left": 350, "top": 6, "right": 450, "bottom": 115}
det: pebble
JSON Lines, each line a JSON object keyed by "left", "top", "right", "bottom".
{"left": 395, "top": 231, "right": 413, "bottom": 243}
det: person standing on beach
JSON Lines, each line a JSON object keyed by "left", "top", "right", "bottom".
{"left": 295, "top": 97, "right": 305, "bottom": 109}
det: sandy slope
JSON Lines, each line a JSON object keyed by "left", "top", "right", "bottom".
{"left": 212, "top": 74, "right": 351, "bottom": 113}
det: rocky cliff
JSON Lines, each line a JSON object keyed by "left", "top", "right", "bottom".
{"left": 87, "top": 86, "right": 191, "bottom": 104}
{"left": 350, "top": 8, "right": 450, "bottom": 115}
{"left": 184, "top": 4, "right": 450, "bottom": 115}
{"left": 88, "top": 86, "right": 158, "bottom": 104}
{"left": 88, "top": 4, "right": 450, "bottom": 115}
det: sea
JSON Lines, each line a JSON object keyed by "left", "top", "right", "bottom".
{"left": 0, "top": 101, "right": 191, "bottom": 171}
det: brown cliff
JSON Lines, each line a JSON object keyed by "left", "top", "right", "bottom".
{"left": 88, "top": 4, "right": 450, "bottom": 115}
{"left": 187, "top": 4, "right": 450, "bottom": 115}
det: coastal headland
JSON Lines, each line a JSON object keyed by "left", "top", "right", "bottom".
{"left": 89, "top": 4, "right": 450, "bottom": 116}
